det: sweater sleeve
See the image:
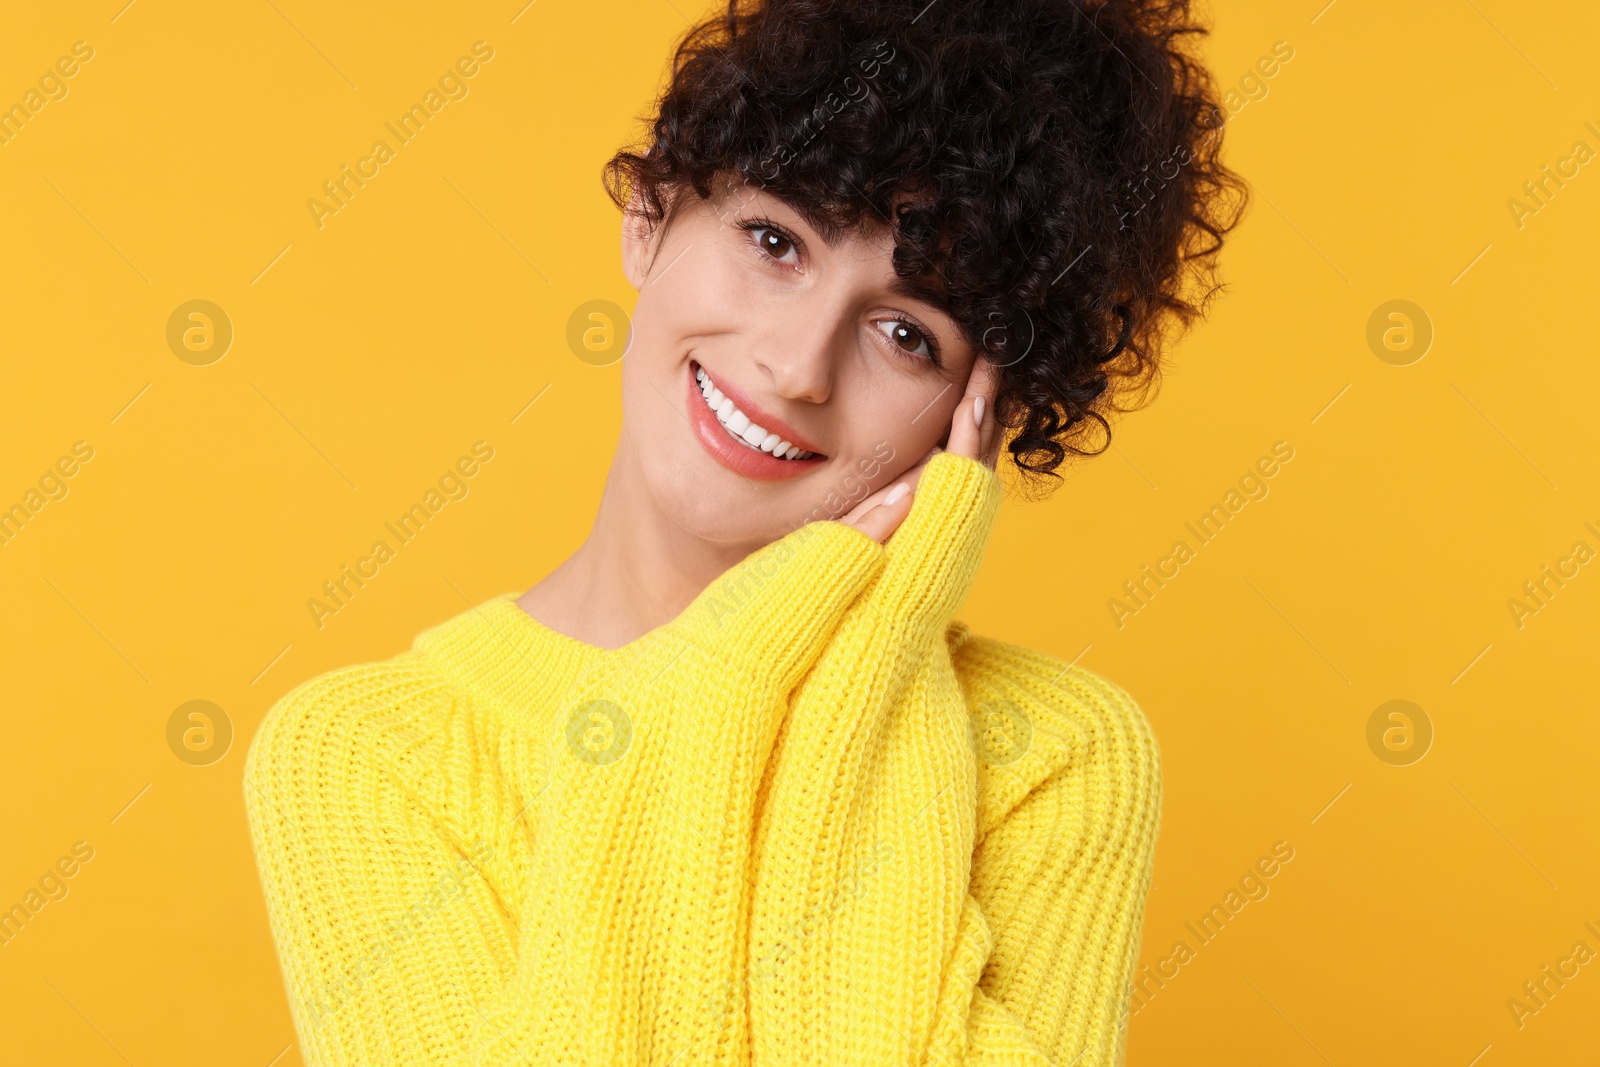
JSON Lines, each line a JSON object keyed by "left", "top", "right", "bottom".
{"left": 735, "top": 452, "right": 1160, "bottom": 1066}
{"left": 740, "top": 451, "right": 1005, "bottom": 1063}
{"left": 243, "top": 659, "right": 523, "bottom": 1067}
{"left": 948, "top": 640, "right": 1164, "bottom": 1066}
{"left": 467, "top": 518, "right": 887, "bottom": 1065}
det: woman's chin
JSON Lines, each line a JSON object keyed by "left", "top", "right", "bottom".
{"left": 624, "top": 428, "right": 831, "bottom": 546}
{"left": 661, "top": 484, "right": 806, "bottom": 548}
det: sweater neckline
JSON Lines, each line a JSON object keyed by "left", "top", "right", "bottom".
{"left": 408, "top": 452, "right": 1000, "bottom": 731}
{"left": 412, "top": 592, "right": 638, "bottom": 729}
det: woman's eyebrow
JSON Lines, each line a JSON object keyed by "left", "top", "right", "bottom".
{"left": 885, "top": 275, "right": 957, "bottom": 326}
{"left": 748, "top": 192, "right": 855, "bottom": 249}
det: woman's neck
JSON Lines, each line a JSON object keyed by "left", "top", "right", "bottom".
{"left": 515, "top": 444, "right": 757, "bottom": 651}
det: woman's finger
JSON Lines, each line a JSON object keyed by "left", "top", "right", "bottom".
{"left": 837, "top": 445, "right": 942, "bottom": 541}
{"left": 945, "top": 357, "right": 1002, "bottom": 470}
{"left": 841, "top": 479, "right": 917, "bottom": 543}
{"left": 838, "top": 354, "right": 1001, "bottom": 544}
{"left": 837, "top": 447, "right": 936, "bottom": 526}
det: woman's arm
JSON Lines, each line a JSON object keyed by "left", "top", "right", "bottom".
{"left": 742, "top": 428, "right": 1160, "bottom": 1065}
{"left": 466, "top": 518, "right": 889, "bottom": 1065}
{"left": 243, "top": 661, "right": 524, "bottom": 1067}
{"left": 244, "top": 529, "right": 888, "bottom": 1067}
{"left": 880, "top": 358, "right": 1163, "bottom": 1064}
{"left": 942, "top": 642, "right": 1164, "bottom": 1066}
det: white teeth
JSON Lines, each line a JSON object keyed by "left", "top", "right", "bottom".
{"left": 692, "top": 364, "right": 815, "bottom": 460}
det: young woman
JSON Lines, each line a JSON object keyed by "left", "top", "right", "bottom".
{"left": 245, "top": 1, "right": 1243, "bottom": 1064}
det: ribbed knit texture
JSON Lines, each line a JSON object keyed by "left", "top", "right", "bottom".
{"left": 244, "top": 451, "right": 1162, "bottom": 1066}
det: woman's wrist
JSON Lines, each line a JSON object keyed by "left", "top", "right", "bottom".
{"left": 668, "top": 516, "right": 887, "bottom": 700}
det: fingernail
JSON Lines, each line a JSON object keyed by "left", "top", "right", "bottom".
{"left": 972, "top": 396, "right": 985, "bottom": 427}
{"left": 884, "top": 482, "right": 911, "bottom": 506}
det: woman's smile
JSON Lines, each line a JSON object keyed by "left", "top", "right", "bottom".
{"left": 695, "top": 363, "right": 818, "bottom": 460}
{"left": 685, "top": 358, "right": 828, "bottom": 481}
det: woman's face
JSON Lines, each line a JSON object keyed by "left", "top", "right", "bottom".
{"left": 616, "top": 176, "right": 978, "bottom": 548}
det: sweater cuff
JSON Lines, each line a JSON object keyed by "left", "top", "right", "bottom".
{"left": 873, "top": 450, "right": 1004, "bottom": 642}
{"left": 674, "top": 517, "right": 886, "bottom": 697}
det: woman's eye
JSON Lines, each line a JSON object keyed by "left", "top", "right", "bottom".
{"left": 751, "top": 226, "right": 799, "bottom": 265}
{"left": 876, "top": 319, "right": 934, "bottom": 360}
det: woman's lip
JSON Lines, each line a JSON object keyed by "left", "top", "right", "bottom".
{"left": 690, "top": 360, "right": 824, "bottom": 456}
{"left": 686, "top": 363, "right": 826, "bottom": 481}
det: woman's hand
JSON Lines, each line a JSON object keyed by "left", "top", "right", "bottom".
{"left": 743, "top": 384, "right": 1008, "bottom": 1061}
{"left": 840, "top": 356, "right": 1002, "bottom": 543}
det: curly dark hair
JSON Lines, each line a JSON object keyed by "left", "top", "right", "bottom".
{"left": 604, "top": 0, "right": 1247, "bottom": 489}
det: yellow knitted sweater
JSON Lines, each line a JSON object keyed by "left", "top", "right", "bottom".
{"left": 244, "top": 452, "right": 1162, "bottom": 1066}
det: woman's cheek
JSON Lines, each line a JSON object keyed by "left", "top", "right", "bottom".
{"left": 681, "top": 242, "right": 764, "bottom": 320}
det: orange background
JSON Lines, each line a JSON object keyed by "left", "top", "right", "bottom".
{"left": 1, "top": 1, "right": 1596, "bottom": 1063}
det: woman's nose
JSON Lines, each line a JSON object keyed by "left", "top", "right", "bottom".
{"left": 752, "top": 297, "right": 853, "bottom": 404}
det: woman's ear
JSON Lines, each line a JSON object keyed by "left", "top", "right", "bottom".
{"left": 620, "top": 190, "right": 655, "bottom": 290}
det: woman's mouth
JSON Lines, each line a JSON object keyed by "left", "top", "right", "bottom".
{"left": 695, "top": 366, "right": 816, "bottom": 460}
{"left": 685, "top": 360, "right": 826, "bottom": 481}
